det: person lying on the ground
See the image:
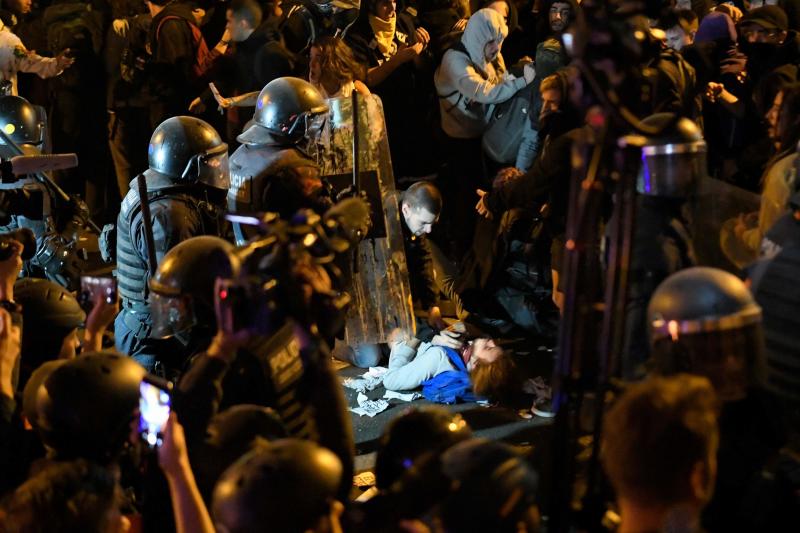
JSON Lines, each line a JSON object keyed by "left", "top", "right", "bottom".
{"left": 382, "top": 324, "right": 517, "bottom": 403}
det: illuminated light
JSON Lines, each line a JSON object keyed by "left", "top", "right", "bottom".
{"left": 448, "top": 422, "right": 459, "bottom": 432}
{"left": 668, "top": 320, "right": 680, "bottom": 341}
{"left": 219, "top": 289, "right": 228, "bottom": 299}
{"left": 3, "top": 123, "right": 15, "bottom": 135}
{"left": 566, "top": 239, "right": 575, "bottom": 250}
{"left": 302, "top": 233, "right": 317, "bottom": 247}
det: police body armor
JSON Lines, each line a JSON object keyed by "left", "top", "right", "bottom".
{"left": 227, "top": 138, "right": 317, "bottom": 244}
{"left": 117, "top": 184, "right": 222, "bottom": 308}
{"left": 227, "top": 77, "right": 330, "bottom": 244}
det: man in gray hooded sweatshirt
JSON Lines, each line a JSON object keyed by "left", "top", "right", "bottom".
{"left": 434, "top": 8, "right": 534, "bottom": 258}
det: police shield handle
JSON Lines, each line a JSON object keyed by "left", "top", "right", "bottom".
{"left": 7, "top": 153, "right": 79, "bottom": 175}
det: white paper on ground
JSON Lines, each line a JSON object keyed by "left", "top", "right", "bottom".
{"left": 383, "top": 390, "right": 422, "bottom": 402}
{"left": 349, "top": 392, "right": 390, "bottom": 417}
{"left": 342, "top": 366, "right": 389, "bottom": 393}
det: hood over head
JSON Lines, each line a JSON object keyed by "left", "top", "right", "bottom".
{"left": 461, "top": 8, "right": 508, "bottom": 72}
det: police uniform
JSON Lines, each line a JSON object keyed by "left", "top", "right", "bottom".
{"left": 114, "top": 116, "right": 230, "bottom": 371}
{"left": 226, "top": 77, "right": 329, "bottom": 243}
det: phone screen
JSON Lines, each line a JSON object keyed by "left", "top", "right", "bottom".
{"left": 79, "top": 276, "right": 117, "bottom": 309}
{"left": 139, "top": 380, "right": 171, "bottom": 447}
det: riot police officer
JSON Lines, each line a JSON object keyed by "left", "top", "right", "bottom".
{"left": 621, "top": 113, "right": 704, "bottom": 379}
{"left": 0, "top": 94, "right": 108, "bottom": 290}
{"left": 0, "top": 94, "right": 50, "bottom": 250}
{"left": 647, "top": 266, "right": 788, "bottom": 532}
{"left": 228, "top": 77, "right": 330, "bottom": 244}
{"left": 150, "top": 232, "right": 356, "bottom": 500}
{"left": 115, "top": 116, "right": 230, "bottom": 372}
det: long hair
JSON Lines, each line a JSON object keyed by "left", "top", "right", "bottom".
{"left": 311, "top": 36, "right": 367, "bottom": 89}
{"left": 777, "top": 83, "right": 800, "bottom": 156}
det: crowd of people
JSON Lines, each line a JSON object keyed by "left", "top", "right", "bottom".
{"left": 0, "top": 0, "right": 799, "bottom": 531}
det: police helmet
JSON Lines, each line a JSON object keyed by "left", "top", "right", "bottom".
{"left": 149, "top": 236, "right": 240, "bottom": 339}
{"left": 440, "top": 438, "right": 540, "bottom": 533}
{"left": 375, "top": 406, "right": 472, "bottom": 490}
{"left": 36, "top": 352, "right": 146, "bottom": 463}
{"left": 147, "top": 116, "right": 230, "bottom": 190}
{"left": 0, "top": 95, "right": 45, "bottom": 146}
{"left": 237, "top": 77, "right": 329, "bottom": 146}
{"left": 637, "top": 113, "right": 707, "bottom": 198}
{"left": 648, "top": 267, "right": 766, "bottom": 401}
{"left": 212, "top": 439, "right": 343, "bottom": 533}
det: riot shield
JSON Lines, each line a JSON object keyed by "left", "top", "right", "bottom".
{"left": 691, "top": 177, "right": 761, "bottom": 272}
{"left": 306, "top": 94, "right": 415, "bottom": 345}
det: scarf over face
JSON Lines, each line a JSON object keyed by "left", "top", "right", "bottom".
{"left": 369, "top": 12, "right": 398, "bottom": 58}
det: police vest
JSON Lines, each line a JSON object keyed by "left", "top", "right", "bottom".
{"left": 227, "top": 143, "right": 316, "bottom": 244}
{"left": 117, "top": 186, "right": 219, "bottom": 307}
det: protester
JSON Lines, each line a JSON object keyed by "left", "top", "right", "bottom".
{"left": 1, "top": 2, "right": 800, "bottom": 531}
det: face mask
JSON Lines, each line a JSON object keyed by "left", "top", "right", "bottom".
{"left": 738, "top": 40, "right": 779, "bottom": 70}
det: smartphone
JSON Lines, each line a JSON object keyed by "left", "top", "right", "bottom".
{"left": 139, "top": 377, "right": 172, "bottom": 448}
{"left": 79, "top": 275, "right": 117, "bottom": 311}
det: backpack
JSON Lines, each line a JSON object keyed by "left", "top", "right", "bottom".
{"left": 482, "top": 82, "right": 533, "bottom": 164}
{"left": 420, "top": 347, "right": 480, "bottom": 404}
{"left": 43, "top": 3, "right": 104, "bottom": 56}
{"left": 155, "top": 15, "right": 213, "bottom": 80}
{"left": 438, "top": 41, "right": 532, "bottom": 164}
{"left": 43, "top": 3, "right": 104, "bottom": 88}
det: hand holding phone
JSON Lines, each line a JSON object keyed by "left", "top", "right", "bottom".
{"left": 139, "top": 377, "right": 172, "bottom": 448}
{"left": 157, "top": 412, "right": 189, "bottom": 476}
{"left": 79, "top": 275, "right": 117, "bottom": 309}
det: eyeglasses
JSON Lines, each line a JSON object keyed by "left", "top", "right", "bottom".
{"left": 741, "top": 27, "right": 781, "bottom": 38}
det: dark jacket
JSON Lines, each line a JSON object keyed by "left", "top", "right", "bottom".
{"left": 401, "top": 220, "right": 438, "bottom": 311}
{"left": 346, "top": 9, "right": 433, "bottom": 176}
{"left": 147, "top": 1, "right": 202, "bottom": 125}
{"left": 106, "top": 13, "right": 152, "bottom": 109}
{"left": 486, "top": 116, "right": 584, "bottom": 238}
{"left": 278, "top": 0, "right": 356, "bottom": 56}
{"left": 200, "top": 27, "right": 294, "bottom": 139}
{"left": 175, "top": 325, "right": 355, "bottom": 501}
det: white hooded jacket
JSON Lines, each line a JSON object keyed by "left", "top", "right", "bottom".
{"left": 434, "top": 8, "right": 527, "bottom": 139}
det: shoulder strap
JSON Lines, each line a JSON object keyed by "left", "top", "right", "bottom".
{"left": 442, "top": 346, "right": 468, "bottom": 372}
{"left": 437, "top": 42, "right": 486, "bottom": 108}
{"left": 155, "top": 14, "right": 185, "bottom": 41}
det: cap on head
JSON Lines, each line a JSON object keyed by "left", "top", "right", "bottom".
{"left": 741, "top": 5, "right": 789, "bottom": 32}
